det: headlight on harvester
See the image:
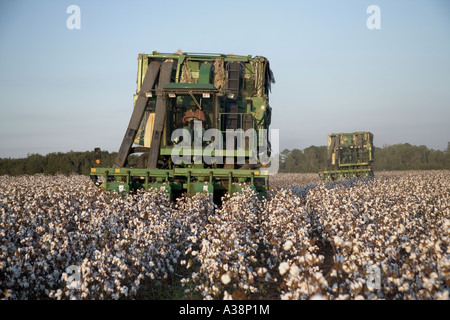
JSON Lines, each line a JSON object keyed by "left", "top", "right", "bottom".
{"left": 94, "top": 147, "right": 101, "bottom": 165}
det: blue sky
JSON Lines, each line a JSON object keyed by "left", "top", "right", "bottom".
{"left": 0, "top": 0, "right": 449, "bottom": 158}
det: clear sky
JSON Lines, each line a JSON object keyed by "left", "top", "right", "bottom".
{"left": 1, "top": 0, "right": 449, "bottom": 158}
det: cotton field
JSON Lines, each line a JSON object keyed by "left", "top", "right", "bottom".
{"left": 0, "top": 171, "right": 449, "bottom": 300}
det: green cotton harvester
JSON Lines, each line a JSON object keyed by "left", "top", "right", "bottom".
{"left": 90, "top": 51, "right": 275, "bottom": 201}
{"left": 319, "top": 132, "right": 374, "bottom": 180}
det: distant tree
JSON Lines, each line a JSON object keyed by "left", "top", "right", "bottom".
{"left": 372, "top": 143, "right": 450, "bottom": 171}
{"left": 283, "top": 149, "right": 303, "bottom": 172}
{"left": 303, "top": 146, "right": 327, "bottom": 172}
{"left": 0, "top": 150, "right": 119, "bottom": 176}
{"left": 25, "top": 154, "right": 45, "bottom": 174}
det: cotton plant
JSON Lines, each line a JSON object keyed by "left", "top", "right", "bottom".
{"left": 0, "top": 171, "right": 449, "bottom": 300}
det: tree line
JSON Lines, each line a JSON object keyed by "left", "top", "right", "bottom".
{"left": 0, "top": 143, "right": 449, "bottom": 176}
{"left": 0, "top": 151, "right": 118, "bottom": 176}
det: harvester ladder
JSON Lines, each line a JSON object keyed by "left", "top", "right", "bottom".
{"left": 147, "top": 60, "right": 174, "bottom": 169}
{"left": 115, "top": 61, "right": 161, "bottom": 167}
{"left": 227, "top": 62, "right": 240, "bottom": 95}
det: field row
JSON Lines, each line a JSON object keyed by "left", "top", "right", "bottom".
{"left": 0, "top": 171, "right": 449, "bottom": 299}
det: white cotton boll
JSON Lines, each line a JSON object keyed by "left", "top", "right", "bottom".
{"left": 279, "top": 262, "right": 290, "bottom": 276}
{"left": 221, "top": 273, "right": 231, "bottom": 285}
{"left": 283, "top": 240, "right": 294, "bottom": 251}
{"left": 306, "top": 253, "right": 315, "bottom": 265}
{"left": 423, "top": 278, "right": 434, "bottom": 291}
{"left": 333, "top": 236, "right": 343, "bottom": 247}
{"left": 257, "top": 267, "right": 267, "bottom": 277}
{"left": 289, "top": 265, "right": 299, "bottom": 277}
{"left": 343, "top": 241, "right": 352, "bottom": 249}
{"left": 223, "top": 291, "right": 233, "bottom": 300}
{"left": 398, "top": 283, "right": 409, "bottom": 293}
{"left": 435, "top": 290, "right": 449, "bottom": 300}
{"left": 281, "top": 292, "right": 294, "bottom": 300}
{"left": 55, "top": 289, "right": 63, "bottom": 300}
